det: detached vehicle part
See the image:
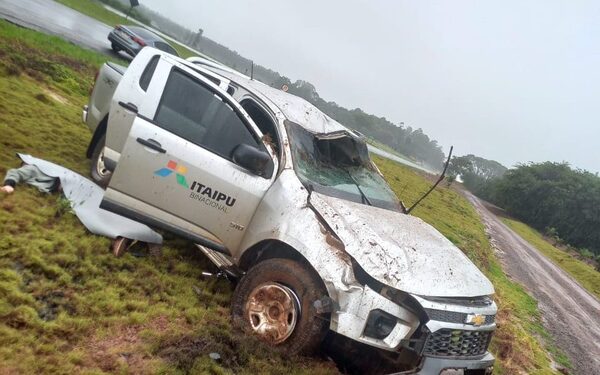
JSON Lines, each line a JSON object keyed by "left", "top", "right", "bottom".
{"left": 83, "top": 48, "right": 497, "bottom": 374}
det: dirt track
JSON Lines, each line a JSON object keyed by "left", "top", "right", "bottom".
{"left": 465, "top": 193, "right": 600, "bottom": 375}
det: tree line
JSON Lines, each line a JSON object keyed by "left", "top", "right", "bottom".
{"left": 267, "top": 79, "right": 446, "bottom": 170}
{"left": 450, "top": 156, "right": 600, "bottom": 259}
{"left": 110, "top": 0, "right": 446, "bottom": 170}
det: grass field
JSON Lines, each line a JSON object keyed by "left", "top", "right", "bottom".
{"left": 54, "top": 0, "right": 198, "bottom": 59}
{"left": 502, "top": 218, "right": 600, "bottom": 300}
{"left": 0, "top": 19, "right": 565, "bottom": 374}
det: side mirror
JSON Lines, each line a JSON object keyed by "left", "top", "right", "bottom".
{"left": 232, "top": 144, "right": 273, "bottom": 178}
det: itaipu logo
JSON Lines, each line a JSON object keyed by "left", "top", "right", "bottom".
{"left": 154, "top": 160, "right": 236, "bottom": 213}
{"left": 154, "top": 160, "right": 189, "bottom": 188}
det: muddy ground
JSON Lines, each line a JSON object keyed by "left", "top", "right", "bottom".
{"left": 466, "top": 193, "right": 600, "bottom": 375}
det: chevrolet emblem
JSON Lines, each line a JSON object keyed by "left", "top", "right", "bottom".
{"left": 466, "top": 314, "right": 486, "bottom": 326}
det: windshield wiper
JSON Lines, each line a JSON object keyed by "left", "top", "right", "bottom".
{"left": 346, "top": 171, "right": 372, "bottom": 206}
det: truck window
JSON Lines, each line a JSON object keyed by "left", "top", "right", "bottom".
{"left": 241, "top": 99, "right": 279, "bottom": 153}
{"left": 286, "top": 121, "right": 401, "bottom": 211}
{"left": 154, "top": 68, "right": 261, "bottom": 161}
{"left": 139, "top": 55, "right": 160, "bottom": 91}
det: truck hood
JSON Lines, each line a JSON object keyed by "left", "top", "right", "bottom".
{"left": 311, "top": 193, "right": 494, "bottom": 297}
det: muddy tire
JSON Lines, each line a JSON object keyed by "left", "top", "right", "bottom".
{"left": 90, "top": 134, "right": 112, "bottom": 187}
{"left": 231, "top": 258, "right": 329, "bottom": 355}
{"left": 111, "top": 236, "right": 131, "bottom": 257}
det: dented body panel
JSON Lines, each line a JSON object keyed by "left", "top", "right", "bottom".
{"left": 310, "top": 193, "right": 495, "bottom": 297}
{"left": 85, "top": 50, "right": 497, "bottom": 373}
{"left": 237, "top": 170, "right": 422, "bottom": 350}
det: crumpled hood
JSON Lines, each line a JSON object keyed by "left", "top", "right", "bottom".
{"left": 311, "top": 193, "right": 494, "bottom": 297}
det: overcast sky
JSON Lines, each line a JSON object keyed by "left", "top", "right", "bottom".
{"left": 143, "top": 0, "right": 599, "bottom": 173}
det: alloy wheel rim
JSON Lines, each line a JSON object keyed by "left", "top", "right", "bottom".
{"left": 245, "top": 282, "right": 300, "bottom": 344}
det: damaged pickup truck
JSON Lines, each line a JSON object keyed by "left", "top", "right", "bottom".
{"left": 83, "top": 48, "right": 497, "bottom": 374}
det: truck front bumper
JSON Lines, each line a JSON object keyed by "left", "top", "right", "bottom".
{"left": 407, "top": 352, "right": 495, "bottom": 374}
{"left": 330, "top": 284, "right": 420, "bottom": 350}
{"left": 328, "top": 283, "right": 496, "bottom": 374}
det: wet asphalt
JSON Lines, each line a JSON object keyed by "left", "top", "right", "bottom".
{"left": 0, "top": 0, "right": 128, "bottom": 59}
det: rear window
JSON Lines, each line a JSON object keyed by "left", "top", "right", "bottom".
{"left": 139, "top": 55, "right": 160, "bottom": 91}
{"left": 127, "top": 26, "right": 156, "bottom": 39}
{"left": 154, "top": 41, "right": 179, "bottom": 56}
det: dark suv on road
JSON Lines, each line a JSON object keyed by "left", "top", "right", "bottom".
{"left": 108, "top": 25, "right": 178, "bottom": 57}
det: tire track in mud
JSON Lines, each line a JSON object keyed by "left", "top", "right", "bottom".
{"left": 466, "top": 193, "right": 600, "bottom": 375}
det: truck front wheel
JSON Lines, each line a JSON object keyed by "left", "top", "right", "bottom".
{"left": 90, "top": 134, "right": 112, "bottom": 187}
{"left": 231, "top": 258, "right": 329, "bottom": 355}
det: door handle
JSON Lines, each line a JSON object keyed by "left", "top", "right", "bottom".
{"left": 119, "top": 101, "right": 138, "bottom": 113}
{"left": 136, "top": 138, "right": 166, "bottom": 153}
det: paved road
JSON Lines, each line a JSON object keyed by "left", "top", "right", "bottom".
{"left": 466, "top": 193, "right": 600, "bottom": 375}
{"left": 0, "top": 0, "right": 120, "bottom": 56}
{"left": 367, "top": 145, "right": 438, "bottom": 174}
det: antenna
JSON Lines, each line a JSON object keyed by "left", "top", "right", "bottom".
{"left": 406, "top": 146, "right": 454, "bottom": 214}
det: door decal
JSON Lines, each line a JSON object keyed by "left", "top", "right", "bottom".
{"left": 154, "top": 160, "right": 189, "bottom": 188}
{"left": 154, "top": 160, "right": 237, "bottom": 213}
{"left": 190, "top": 181, "right": 237, "bottom": 213}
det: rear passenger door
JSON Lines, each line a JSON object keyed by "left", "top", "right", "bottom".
{"left": 105, "top": 49, "right": 162, "bottom": 165}
{"left": 102, "top": 57, "right": 277, "bottom": 254}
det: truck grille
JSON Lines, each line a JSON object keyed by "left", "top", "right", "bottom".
{"left": 423, "top": 329, "right": 492, "bottom": 358}
{"left": 425, "top": 308, "right": 495, "bottom": 325}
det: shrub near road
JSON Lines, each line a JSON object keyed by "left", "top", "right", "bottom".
{"left": 0, "top": 20, "right": 562, "bottom": 374}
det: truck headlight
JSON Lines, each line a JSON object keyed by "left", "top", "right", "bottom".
{"left": 363, "top": 309, "right": 397, "bottom": 339}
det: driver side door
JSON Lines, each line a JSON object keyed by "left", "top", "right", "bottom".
{"left": 101, "top": 57, "right": 277, "bottom": 254}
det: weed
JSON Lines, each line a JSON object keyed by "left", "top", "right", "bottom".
{"left": 55, "top": 196, "right": 73, "bottom": 217}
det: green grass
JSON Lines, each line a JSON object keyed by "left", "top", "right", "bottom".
{"left": 0, "top": 18, "right": 567, "bottom": 374}
{"left": 0, "top": 19, "right": 337, "bottom": 374}
{"left": 54, "top": 0, "right": 199, "bottom": 59}
{"left": 374, "top": 156, "right": 568, "bottom": 374}
{"left": 502, "top": 218, "right": 600, "bottom": 300}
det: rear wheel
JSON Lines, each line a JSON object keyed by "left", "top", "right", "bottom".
{"left": 90, "top": 134, "right": 112, "bottom": 187}
{"left": 111, "top": 236, "right": 131, "bottom": 257}
{"left": 111, "top": 43, "right": 120, "bottom": 52}
{"left": 231, "top": 258, "right": 330, "bottom": 355}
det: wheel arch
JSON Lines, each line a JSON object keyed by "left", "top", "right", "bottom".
{"left": 239, "top": 239, "right": 311, "bottom": 270}
{"left": 238, "top": 239, "right": 329, "bottom": 294}
{"left": 86, "top": 115, "right": 108, "bottom": 158}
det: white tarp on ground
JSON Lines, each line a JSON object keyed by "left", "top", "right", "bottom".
{"left": 18, "top": 154, "right": 162, "bottom": 244}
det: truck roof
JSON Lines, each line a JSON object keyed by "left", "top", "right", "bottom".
{"left": 199, "top": 64, "right": 350, "bottom": 135}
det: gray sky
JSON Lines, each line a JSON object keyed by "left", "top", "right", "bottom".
{"left": 144, "top": 0, "right": 599, "bottom": 173}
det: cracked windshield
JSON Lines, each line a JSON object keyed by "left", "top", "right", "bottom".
{"left": 287, "top": 121, "right": 401, "bottom": 211}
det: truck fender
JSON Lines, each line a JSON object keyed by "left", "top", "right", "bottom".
{"left": 86, "top": 115, "right": 108, "bottom": 159}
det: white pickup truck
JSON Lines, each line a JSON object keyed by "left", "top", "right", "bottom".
{"left": 83, "top": 48, "right": 496, "bottom": 374}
